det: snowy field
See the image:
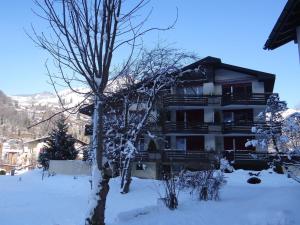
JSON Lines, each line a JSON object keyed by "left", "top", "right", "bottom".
{"left": 0, "top": 169, "right": 299, "bottom": 225}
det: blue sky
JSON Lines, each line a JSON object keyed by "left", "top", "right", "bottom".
{"left": 0, "top": 0, "right": 299, "bottom": 108}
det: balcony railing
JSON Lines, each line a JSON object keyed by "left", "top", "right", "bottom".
{"left": 163, "top": 93, "right": 271, "bottom": 107}
{"left": 221, "top": 93, "right": 271, "bottom": 106}
{"left": 162, "top": 150, "right": 216, "bottom": 162}
{"left": 224, "top": 150, "right": 270, "bottom": 163}
{"left": 164, "top": 121, "right": 208, "bottom": 133}
{"left": 163, "top": 94, "right": 208, "bottom": 106}
{"left": 222, "top": 122, "right": 254, "bottom": 133}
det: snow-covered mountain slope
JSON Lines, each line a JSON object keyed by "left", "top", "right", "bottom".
{"left": 10, "top": 88, "right": 88, "bottom": 108}
{"left": 11, "top": 88, "right": 91, "bottom": 109}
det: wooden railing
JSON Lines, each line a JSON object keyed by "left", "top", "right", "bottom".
{"left": 224, "top": 150, "right": 271, "bottom": 162}
{"left": 221, "top": 93, "right": 271, "bottom": 106}
{"left": 222, "top": 122, "right": 254, "bottom": 133}
{"left": 162, "top": 150, "right": 216, "bottom": 162}
{"left": 163, "top": 94, "right": 208, "bottom": 106}
{"left": 164, "top": 121, "right": 208, "bottom": 133}
{"left": 134, "top": 150, "right": 218, "bottom": 162}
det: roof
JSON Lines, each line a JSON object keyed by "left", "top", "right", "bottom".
{"left": 264, "top": 0, "right": 300, "bottom": 50}
{"left": 24, "top": 136, "right": 88, "bottom": 145}
{"left": 187, "top": 56, "right": 275, "bottom": 82}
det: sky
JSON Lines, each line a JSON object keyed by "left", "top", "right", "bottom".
{"left": 0, "top": 0, "right": 299, "bottom": 108}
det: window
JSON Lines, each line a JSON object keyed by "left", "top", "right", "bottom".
{"left": 223, "top": 111, "right": 234, "bottom": 123}
{"left": 176, "top": 137, "right": 186, "bottom": 151}
{"left": 222, "top": 83, "right": 252, "bottom": 98}
{"left": 185, "top": 86, "right": 203, "bottom": 95}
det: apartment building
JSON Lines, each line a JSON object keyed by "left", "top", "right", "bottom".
{"left": 81, "top": 56, "right": 275, "bottom": 179}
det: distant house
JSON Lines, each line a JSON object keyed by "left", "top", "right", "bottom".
{"left": 264, "top": 0, "right": 300, "bottom": 61}
{"left": 1, "top": 139, "right": 24, "bottom": 165}
{"left": 80, "top": 56, "right": 276, "bottom": 179}
{"left": 24, "top": 136, "right": 88, "bottom": 162}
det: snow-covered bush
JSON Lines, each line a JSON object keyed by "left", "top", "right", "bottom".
{"left": 220, "top": 158, "right": 234, "bottom": 173}
{"left": 281, "top": 112, "right": 300, "bottom": 154}
{"left": 161, "top": 173, "right": 179, "bottom": 210}
{"left": 178, "top": 170, "right": 226, "bottom": 201}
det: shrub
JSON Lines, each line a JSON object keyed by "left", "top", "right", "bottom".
{"left": 178, "top": 170, "right": 226, "bottom": 201}
{"left": 273, "top": 164, "right": 284, "bottom": 174}
{"left": 247, "top": 177, "right": 261, "bottom": 184}
{"left": 0, "top": 169, "right": 6, "bottom": 175}
{"left": 162, "top": 173, "right": 179, "bottom": 210}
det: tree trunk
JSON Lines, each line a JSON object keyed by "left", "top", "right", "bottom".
{"left": 120, "top": 157, "right": 133, "bottom": 194}
{"left": 272, "top": 136, "right": 279, "bottom": 152}
{"left": 87, "top": 96, "right": 109, "bottom": 225}
{"left": 88, "top": 175, "right": 110, "bottom": 225}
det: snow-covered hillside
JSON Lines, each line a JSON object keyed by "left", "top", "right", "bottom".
{"left": 0, "top": 169, "right": 299, "bottom": 225}
{"left": 11, "top": 88, "right": 90, "bottom": 109}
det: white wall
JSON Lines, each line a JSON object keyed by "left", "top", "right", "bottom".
{"left": 215, "top": 69, "right": 254, "bottom": 82}
{"left": 131, "top": 162, "right": 157, "bottom": 179}
{"left": 204, "top": 108, "right": 214, "bottom": 123}
{"left": 48, "top": 160, "right": 91, "bottom": 175}
{"left": 205, "top": 135, "right": 215, "bottom": 151}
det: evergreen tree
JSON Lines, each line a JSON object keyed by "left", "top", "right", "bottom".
{"left": 38, "top": 116, "right": 78, "bottom": 169}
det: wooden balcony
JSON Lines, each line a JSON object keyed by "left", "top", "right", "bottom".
{"left": 222, "top": 122, "right": 254, "bottom": 134}
{"left": 133, "top": 150, "right": 218, "bottom": 163}
{"left": 162, "top": 150, "right": 216, "bottom": 162}
{"left": 223, "top": 150, "right": 270, "bottom": 164}
{"left": 163, "top": 94, "right": 208, "bottom": 107}
{"left": 221, "top": 93, "right": 270, "bottom": 106}
{"left": 164, "top": 121, "right": 208, "bottom": 133}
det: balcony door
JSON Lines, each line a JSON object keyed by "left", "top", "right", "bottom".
{"left": 224, "top": 136, "right": 255, "bottom": 151}
{"left": 176, "top": 110, "right": 204, "bottom": 123}
{"left": 222, "top": 83, "right": 252, "bottom": 98}
{"left": 223, "top": 109, "right": 253, "bottom": 124}
{"left": 186, "top": 136, "right": 204, "bottom": 152}
{"left": 176, "top": 136, "right": 205, "bottom": 151}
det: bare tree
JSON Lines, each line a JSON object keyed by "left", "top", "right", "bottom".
{"left": 31, "top": 1, "right": 177, "bottom": 224}
{"left": 103, "top": 46, "right": 198, "bottom": 193}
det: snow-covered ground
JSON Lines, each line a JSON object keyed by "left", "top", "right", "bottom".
{"left": 0, "top": 169, "right": 299, "bottom": 225}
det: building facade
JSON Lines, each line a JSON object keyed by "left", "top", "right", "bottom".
{"left": 81, "top": 56, "right": 276, "bottom": 179}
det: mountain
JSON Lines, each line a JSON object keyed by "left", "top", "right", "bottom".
{"left": 0, "top": 90, "right": 32, "bottom": 139}
{"left": 0, "top": 89, "right": 91, "bottom": 143}
{"left": 11, "top": 88, "right": 90, "bottom": 109}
